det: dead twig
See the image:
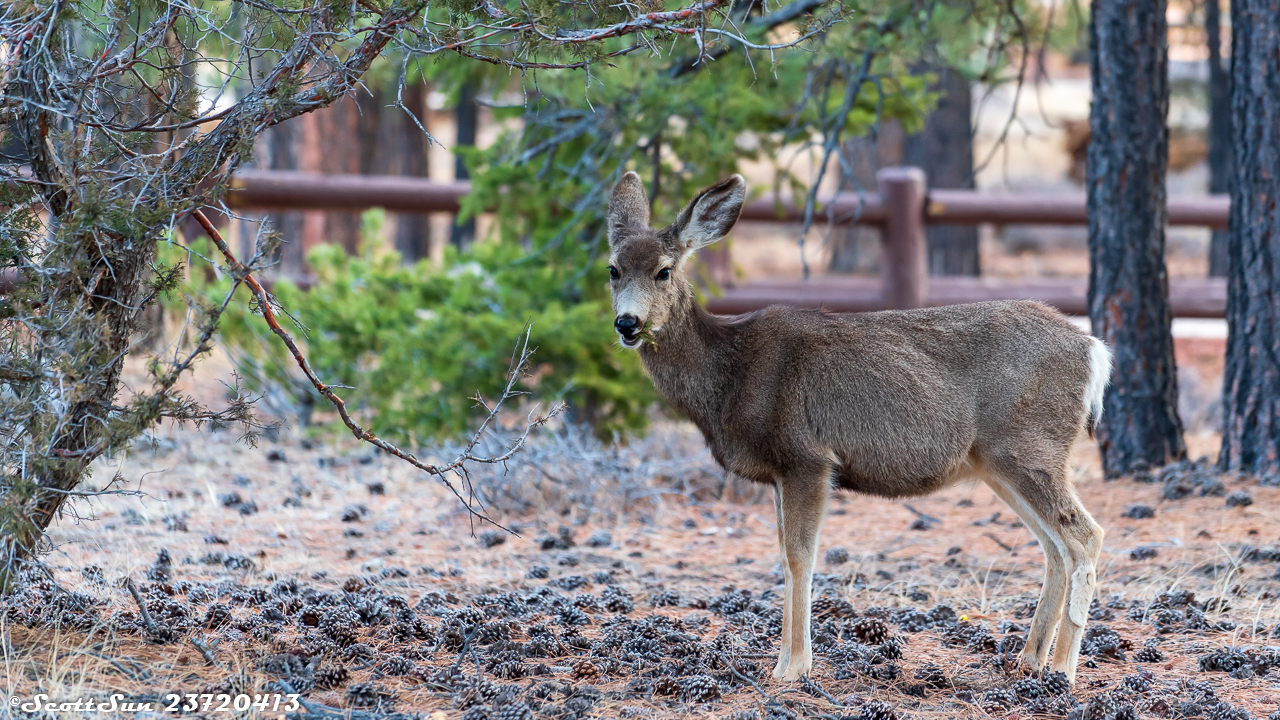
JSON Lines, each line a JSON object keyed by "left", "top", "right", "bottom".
{"left": 190, "top": 636, "right": 222, "bottom": 668}
{"left": 972, "top": 512, "right": 1003, "bottom": 527}
{"left": 123, "top": 577, "right": 165, "bottom": 639}
{"left": 983, "top": 532, "right": 1035, "bottom": 555}
{"left": 903, "top": 503, "right": 942, "bottom": 525}
{"left": 728, "top": 661, "right": 800, "bottom": 719}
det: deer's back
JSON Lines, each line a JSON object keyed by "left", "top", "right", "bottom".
{"left": 718, "top": 300, "right": 1094, "bottom": 496}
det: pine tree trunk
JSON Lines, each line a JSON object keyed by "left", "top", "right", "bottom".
{"left": 828, "top": 127, "right": 901, "bottom": 274}
{"left": 1218, "top": 0, "right": 1280, "bottom": 477}
{"left": 320, "top": 97, "right": 363, "bottom": 254}
{"left": 451, "top": 83, "right": 478, "bottom": 249}
{"left": 396, "top": 81, "right": 432, "bottom": 262}
{"left": 903, "top": 65, "right": 980, "bottom": 276}
{"left": 1206, "top": 0, "right": 1232, "bottom": 277}
{"left": 355, "top": 83, "right": 397, "bottom": 176}
{"left": 1086, "top": 0, "right": 1186, "bottom": 477}
{"left": 265, "top": 119, "right": 307, "bottom": 281}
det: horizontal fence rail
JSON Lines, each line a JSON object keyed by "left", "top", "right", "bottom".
{"left": 924, "top": 189, "right": 1229, "bottom": 228}
{"left": 701, "top": 276, "right": 1227, "bottom": 319}
{"left": 225, "top": 170, "right": 892, "bottom": 223}
{"left": 226, "top": 170, "right": 1229, "bottom": 228}
{"left": 228, "top": 171, "right": 470, "bottom": 213}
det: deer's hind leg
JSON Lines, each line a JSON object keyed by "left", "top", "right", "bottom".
{"left": 776, "top": 467, "right": 830, "bottom": 681}
{"left": 984, "top": 474, "right": 1069, "bottom": 672}
{"left": 1046, "top": 493, "right": 1103, "bottom": 681}
{"left": 989, "top": 453, "right": 1103, "bottom": 684}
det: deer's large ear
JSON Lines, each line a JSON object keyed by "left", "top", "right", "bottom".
{"left": 607, "top": 171, "right": 650, "bottom": 248}
{"left": 672, "top": 174, "right": 745, "bottom": 253}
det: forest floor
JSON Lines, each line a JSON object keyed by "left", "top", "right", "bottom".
{"left": 4, "top": 348, "right": 1280, "bottom": 720}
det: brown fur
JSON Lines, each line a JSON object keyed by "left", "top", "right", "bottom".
{"left": 606, "top": 172, "right": 1109, "bottom": 683}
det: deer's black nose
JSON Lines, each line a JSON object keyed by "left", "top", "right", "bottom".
{"left": 615, "top": 314, "right": 640, "bottom": 336}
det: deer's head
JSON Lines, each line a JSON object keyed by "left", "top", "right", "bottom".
{"left": 606, "top": 172, "right": 745, "bottom": 348}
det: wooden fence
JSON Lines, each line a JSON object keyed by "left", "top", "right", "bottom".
{"left": 226, "top": 167, "right": 1231, "bottom": 318}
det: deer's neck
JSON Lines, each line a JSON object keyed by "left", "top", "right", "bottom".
{"left": 637, "top": 285, "right": 737, "bottom": 432}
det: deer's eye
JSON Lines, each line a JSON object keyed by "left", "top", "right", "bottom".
{"left": 656, "top": 268, "right": 671, "bottom": 281}
{"left": 609, "top": 266, "right": 620, "bottom": 280}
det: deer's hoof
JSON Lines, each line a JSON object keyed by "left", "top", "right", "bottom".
{"left": 779, "top": 656, "right": 812, "bottom": 682}
{"left": 1013, "top": 656, "right": 1041, "bottom": 676}
{"left": 771, "top": 652, "right": 792, "bottom": 680}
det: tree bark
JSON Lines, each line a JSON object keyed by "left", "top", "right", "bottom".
{"left": 319, "top": 97, "right": 363, "bottom": 255}
{"left": 1218, "top": 0, "right": 1280, "bottom": 477}
{"left": 1206, "top": 0, "right": 1232, "bottom": 277}
{"left": 827, "top": 126, "right": 901, "bottom": 274}
{"left": 396, "top": 81, "right": 432, "bottom": 262}
{"left": 903, "top": 65, "right": 980, "bottom": 276}
{"left": 355, "top": 83, "right": 398, "bottom": 177}
{"left": 264, "top": 119, "right": 307, "bottom": 280}
{"left": 1086, "top": 0, "right": 1186, "bottom": 477}
{"left": 450, "top": 83, "right": 478, "bottom": 250}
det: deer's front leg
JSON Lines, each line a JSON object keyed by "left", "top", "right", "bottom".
{"left": 778, "top": 470, "right": 829, "bottom": 681}
{"left": 771, "top": 481, "right": 793, "bottom": 679}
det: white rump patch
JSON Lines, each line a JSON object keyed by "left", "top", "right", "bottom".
{"left": 1084, "top": 337, "right": 1112, "bottom": 429}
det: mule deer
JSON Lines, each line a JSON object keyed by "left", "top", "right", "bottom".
{"left": 606, "top": 172, "right": 1111, "bottom": 683}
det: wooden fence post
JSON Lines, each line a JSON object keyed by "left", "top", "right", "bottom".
{"left": 877, "top": 167, "right": 928, "bottom": 309}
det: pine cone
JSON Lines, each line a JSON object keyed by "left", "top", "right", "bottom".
{"left": 1013, "top": 677, "right": 1047, "bottom": 700}
{"left": 679, "top": 674, "right": 722, "bottom": 702}
{"left": 313, "top": 664, "right": 350, "bottom": 690}
{"left": 1120, "top": 670, "right": 1153, "bottom": 693}
{"left": 650, "top": 589, "right": 682, "bottom": 607}
{"left": 380, "top": 655, "right": 415, "bottom": 676}
{"left": 495, "top": 701, "right": 533, "bottom": 720}
{"left": 1133, "top": 639, "right": 1165, "bottom": 663}
{"left": 825, "top": 547, "right": 850, "bottom": 565}
{"left": 571, "top": 659, "right": 600, "bottom": 680}
{"left": 319, "top": 607, "right": 360, "bottom": 646}
{"left": 856, "top": 700, "right": 898, "bottom": 720}
{"left": 876, "top": 636, "right": 904, "bottom": 660}
{"left": 981, "top": 688, "right": 1016, "bottom": 714}
{"left": 913, "top": 662, "right": 950, "bottom": 688}
{"left": 1082, "top": 694, "right": 1119, "bottom": 720}
{"left": 813, "top": 596, "right": 856, "bottom": 619}
{"left": 345, "top": 682, "right": 394, "bottom": 709}
{"left": 653, "top": 676, "right": 680, "bottom": 696}
{"left": 849, "top": 617, "right": 890, "bottom": 645}
{"left": 493, "top": 660, "right": 528, "bottom": 679}
{"left": 1041, "top": 670, "right": 1071, "bottom": 696}
{"left": 204, "top": 603, "right": 232, "bottom": 629}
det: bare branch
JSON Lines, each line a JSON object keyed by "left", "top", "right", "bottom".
{"left": 191, "top": 210, "right": 563, "bottom": 531}
{"left": 668, "top": 0, "right": 833, "bottom": 78}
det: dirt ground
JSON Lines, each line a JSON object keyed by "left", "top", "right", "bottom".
{"left": 4, "top": 346, "right": 1279, "bottom": 720}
